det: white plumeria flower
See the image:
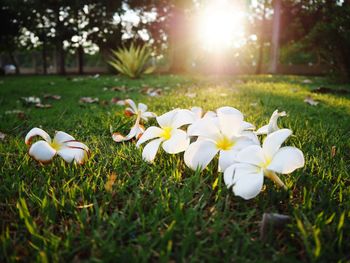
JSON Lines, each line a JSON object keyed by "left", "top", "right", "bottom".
{"left": 184, "top": 106, "right": 258, "bottom": 172}
{"left": 124, "top": 99, "right": 156, "bottom": 122}
{"left": 136, "top": 109, "right": 195, "bottom": 162}
{"left": 112, "top": 99, "right": 156, "bottom": 143}
{"left": 25, "top": 128, "right": 90, "bottom": 164}
{"left": 256, "top": 110, "right": 286, "bottom": 135}
{"left": 224, "top": 129, "right": 304, "bottom": 200}
{"left": 187, "top": 107, "right": 217, "bottom": 136}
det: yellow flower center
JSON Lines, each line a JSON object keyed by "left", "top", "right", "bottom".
{"left": 216, "top": 136, "right": 234, "bottom": 150}
{"left": 260, "top": 156, "right": 272, "bottom": 168}
{"left": 50, "top": 141, "right": 62, "bottom": 151}
{"left": 160, "top": 127, "right": 172, "bottom": 140}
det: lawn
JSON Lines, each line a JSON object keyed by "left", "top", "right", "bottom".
{"left": 0, "top": 74, "right": 349, "bottom": 262}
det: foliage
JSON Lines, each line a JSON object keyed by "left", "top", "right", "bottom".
{"left": 108, "top": 43, "right": 155, "bottom": 78}
{"left": 0, "top": 75, "right": 349, "bottom": 262}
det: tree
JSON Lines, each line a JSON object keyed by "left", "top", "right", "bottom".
{"left": 0, "top": 1, "right": 21, "bottom": 74}
{"left": 269, "top": 0, "right": 281, "bottom": 74}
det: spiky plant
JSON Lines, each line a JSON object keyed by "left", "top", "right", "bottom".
{"left": 107, "top": 43, "right": 155, "bottom": 78}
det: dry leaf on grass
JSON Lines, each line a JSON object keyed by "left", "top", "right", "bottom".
{"left": 44, "top": 94, "right": 61, "bottom": 100}
{"left": 5, "top": 110, "right": 26, "bottom": 119}
{"left": 79, "top": 97, "right": 99, "bottom": 104}
{"left": 105, "top": 173, "right": 117, "bottom": 192}
{"left": 186, "top": 93, "right": 197, "bottom": 98}
{"left": 35, "top": 103, "right": 52, "bottom": 108}
{"left": 304, "top": 96, "right": 319, "bottom": 106}
{"left": 110, "top": 86, "right": 127, "bottom": 92}
{"left": 302, "top": 79, "right": 312, "bottom": 84}
{"left": 331, "top": 146, "right": 336, "bottom": 158}
{"left": 142, "top": 87, "right": 162, "bottom": 97}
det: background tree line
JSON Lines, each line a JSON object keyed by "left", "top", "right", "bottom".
{"left": 1, "top": 0, "right": 350, "bottom": 79}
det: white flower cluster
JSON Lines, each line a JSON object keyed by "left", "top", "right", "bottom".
{"left": 25, "top": 100, "right": 304, "bottom": 200}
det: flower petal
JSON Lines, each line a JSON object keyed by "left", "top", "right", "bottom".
{"left": 187, "top": 117, "right": 220, "bottom": 141}
{"left": 112, "top": 123, "right": 143, "bottom": 142}
{"left": 29, "top": 140, "right": 56, "bottom": 163}
{"left": 138, "top": 102, "right": 148, "bottom": 112}
{"left": 236, "top": 145, "right": 266, "bottom": 167}
{"left": 216, "top": 106, "right": 243, "bottom": 118}
{"left": 267, "top": 110, "right": 286, "bottom": 134}
{"left": 162, "top": 129, "right": 189, "bottom": 154}
{"left": 240, "top": 131, "right": 260, "bottom": 145}
{"left": 125, "top": 99, "right": 137, "bottom": 113}
{"left": 255, "top": 124, "right": 269, "bottom": 135}
{"left": 141, "top": 111, "right": 157, "bottom": 122}
{"left": 57, "top": 147, "right": 88, "bottom": 164}
{"left": 219, "top": 148, "right": 238, "bottom": 172}
{"left": 223, "top": 164, "right": 237, "bottom": 188}
{"left": 53, "top": 131, "right": 75, "bottom": 144}
{"left": 25, "top": 128, "right": 51, "bottom": 145}
{"left": 171, "top": 109, "right": 197, "bottom": 128}
{"left": 217, "top": 110, "right": 244, "bottom": 138}
{"left": 263, "top": 129, "right": 292, "bottom": 159}
{"left": 142, "top": 138, "right": 163, "bottom": 162}
{"left": 190, "top": 106, "right": 203, "bottom": 119}
{"left": 184, "top": 139, "right": 219, "bottom": 171}
{"left": 156, "top": 109, "right": 178, "bottom": 128}
{"left": 136, "top": 126, "right": 163, "bottom": 147}
{"left": 64, "top": 141, "right": 90, "bottom": 152}
{"left": 267, "top": 146, "right": 305, "bottom": 174}
{"left": 232, "top": 165, "right": 264, "bottom": 200}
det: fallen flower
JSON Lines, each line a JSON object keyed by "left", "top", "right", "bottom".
{"left": 112, "top": 99, "right": 156, "bottom": 142}
{"left": 79, "top": 97, "right": 99, "bottom": 104}
{"left": 110, "top": 97, "right": 126, "bottom": 105}
{"left": 224, "top": 129, "right": 304, "bottom": 200}
{"left": 136, "top": 109, "right": 194, "bottom": 162}
{"left": 21, "top": 96, "right": 41, "bottom": 105}
{"left": 185, "top": 107, "right": 257, "bottom": 172}
{"left": 25, "top": 127, "right": 90, "bottom": 164}
{"left": 124, "top": 99, "right": 156, "bottom": 122}
{"left": 256, "top": 110, "right": 286, "bottom": 135}
{"left": 304, "top": 96, "right": 319, "bottom": 106}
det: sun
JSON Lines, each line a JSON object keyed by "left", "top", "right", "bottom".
{"left": 196, "top": 1, "right": 246, "bottom": 51}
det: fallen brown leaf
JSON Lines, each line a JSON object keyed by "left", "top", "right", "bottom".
{"left": 110, "top": 86, "right": 127, "bottom": 92}
{"left": 79, "top": 97, "right": 99, "bottom": 104}
{"left": 44, "top": 94, "right": 61, "bottom": 100}
{"left": 105, "top": 173, "right": 117, "bottom": 192}
{"left": 35, "top": 103, "right": 52, "bottom": 108}
{"left": 331, "top": 146, "right": 336, "bottom": 158}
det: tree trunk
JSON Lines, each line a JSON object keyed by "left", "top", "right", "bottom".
{"left": 42, "top": 40, "right": 47, "bottom": 74}
{"left": 168, "top": 6, "right": 188, "bottom": 73}
{"left": 57, "top": 42, "right": 65, "bottom": 75}
{"left": 256, "top": 1, "right": 267, "bottom": 74}
{"left": 269, "top": 0, "right": 281, "bottom": 74}
{"left": 78, "top": 45, "right": 84, "bottom": 74}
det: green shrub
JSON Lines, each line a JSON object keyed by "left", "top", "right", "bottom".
{"left": 107, "top": 43, "right": 155, "bottom": 78}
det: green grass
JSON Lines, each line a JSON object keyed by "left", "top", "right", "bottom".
{"left": 0, "top": 74, "right": 349, "bottom": 262}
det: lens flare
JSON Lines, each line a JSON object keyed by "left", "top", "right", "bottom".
{"left": 196, "top": 1, "right": 246, "bottom": 51}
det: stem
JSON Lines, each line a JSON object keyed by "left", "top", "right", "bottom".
{"left": 264, "top": 170, "right": 287, "bottom": 190}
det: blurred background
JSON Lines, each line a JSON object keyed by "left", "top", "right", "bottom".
{"left": 0, "top": 0, "right": 349, "bottom": 80}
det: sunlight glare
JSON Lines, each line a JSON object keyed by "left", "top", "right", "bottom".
{"left": 196, "top": 1, "right": 246, "bottom": 51}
